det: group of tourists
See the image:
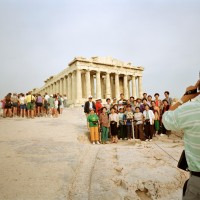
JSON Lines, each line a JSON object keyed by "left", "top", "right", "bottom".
{"left": 85, "top": 92, "right": 173, "bottom": 144}
{"left": 0, "top": 92, "right": 68, "bottom": 118}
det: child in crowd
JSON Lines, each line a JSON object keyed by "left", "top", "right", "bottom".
{"left": 123, "top": 104, "right": 134, "bottom": 140}
{"left": 87, "top": 108, "right": 100, "bottom": 145}
{"left": 99, "top": 107, "right": 109, "bottom": 144}
{"left": 109, "top": 107, "right": 119, "bottom": 143}
{"left": 134, "top": 107, "right": 145, "bottom": 140}
{"left": 118, "top": 108, "right": 126, "bottom": 140}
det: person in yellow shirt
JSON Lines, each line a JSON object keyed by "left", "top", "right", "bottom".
{"left": 26, "top": 91, "right": 35, "bottom": 118}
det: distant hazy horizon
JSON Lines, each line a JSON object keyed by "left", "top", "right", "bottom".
{"left": 0, "top": 0, "right": 199, "bottom": 100}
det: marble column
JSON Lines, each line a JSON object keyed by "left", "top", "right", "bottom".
{"left": 56, "top": 80, "right": 59, "bottom": 94}
{"left": 100, "top": 76, "right": 105, "bottom": 99}
{"left": 106, "top": 72, "right": 111, "bottom": 98}
{"left": 53, "top": 82, "right": 56, "bottom": 94}
{"left": 72, "top": 72, "right": 76, "bottom": 101}
{"left": 48, "top": 86, "right": 50, "bottom": 94}
{"left": 76, "top": 69, "right": 82, "bottom": 101}
{"left": 110, "top": 75, "right": 115, "bottom": 98}
{"left": 67, "top": 74, "right": 72, "bottom": 100}
{"left": 115, "top": 73, "right": 120, "bottom": 99}
{"left": 90, "top": 74, "right": 94, "bottom": 97}
{"left": 63, "top": 76, "right": 67, "bottom": 95}
{"left": 132, "top": 76, "right": 137, "bottom": 98}
{"left": 123, "top": 75, "right": 128, "bottom": 99}
{"left": 82, "top": 73, "right": 86, "bottom": 98}
{"left": 60, "top": 79, "right": 63, "bottom": 94}
{"left": 96, "top": 71, "right": 101, "bottom": 98}
{"left": 86, "top": 70, "right": 91, "bottom": 98}
{"left": 138, "top": 76, "right": 143, "bottom": 98}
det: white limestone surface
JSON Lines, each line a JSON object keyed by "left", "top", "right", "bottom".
{"left": 0, "top": 108, "right": 187, "bottom": 200}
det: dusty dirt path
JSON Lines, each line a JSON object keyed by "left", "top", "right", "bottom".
{"left": 0, "top": 108, "right": 188, "bottom": 200}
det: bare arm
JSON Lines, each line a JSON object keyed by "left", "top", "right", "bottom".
{"left": 169, "top": 80, "right": 200, "bottom": 111}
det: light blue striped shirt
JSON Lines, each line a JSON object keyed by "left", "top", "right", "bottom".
{"left": 163, "top": 98, "right": 200, "bottom": 172}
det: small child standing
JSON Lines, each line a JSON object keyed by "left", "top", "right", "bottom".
{"left": 123, "top": 105, "right": 134, "bottom": 140}
{"left": 99, "top": 107, "right": 109, "bottom": 144}
{"left": 118, "top": 108, "right": 126, "bottom": 140}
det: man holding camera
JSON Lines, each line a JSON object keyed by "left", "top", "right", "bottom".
{"left": 162, "top": 80, "right": 200, "bottom": 200}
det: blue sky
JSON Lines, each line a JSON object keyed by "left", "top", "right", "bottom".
{"left": 0, "top": 0, "right": 199, "bottom": 99}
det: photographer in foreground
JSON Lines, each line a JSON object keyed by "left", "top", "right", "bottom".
{"left": 162, "top": 80, "right": 200, "bottom": 200}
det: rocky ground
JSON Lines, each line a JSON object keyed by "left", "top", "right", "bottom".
{"left": 0, "top": 107, "right": 188, "bottom": 200}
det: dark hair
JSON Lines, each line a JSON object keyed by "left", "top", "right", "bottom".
{"left": 143, "top": 93, "right": 147, "bottom": 95}
{"left": 154, "top": 93, "right": 159, "bottom": 97}
{"left": 120, "top": 93, "right": 124, "bottom": 95}
{"left": 130, "top": 96, "right": 134, "bottom": 99}
{"left": 126, "top": 104, "right": 131, "bottom": 108}
{"left": 135, "top": 106, "right": 140, "bottom": 110}
{"left": 101, "top": 107, "right": 107, "bottom": 111}
{"left": 164, "top": 91, "right": 169, "bottom": 95}
{"left": 142, "top": 98, "right": 147, "bottom": 102}
{"left": 145, "top": 104, "right": 150, "bottom": 108}
{"left": 148, "top": 95, "right": 152, "bottom": 98}
{"left": 151, "top": 100, "right": 155, "bottom": 103}
{"left": 106, "top": 98, "right": 111, "bottom": 102}
{"left": 163, "top": 99, "right": 168, "bottom": 103}
{"left": 110, "top": 107, "right": 116, "bottom": 111}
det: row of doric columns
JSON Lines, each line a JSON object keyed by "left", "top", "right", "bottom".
{"left": 39, "top": 69, "right": 143, "bottom": 103}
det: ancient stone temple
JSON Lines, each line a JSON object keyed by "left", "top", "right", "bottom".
{"left": 33, "top": 56, "right": 144, "bottom": 105}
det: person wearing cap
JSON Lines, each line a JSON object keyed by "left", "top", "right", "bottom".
{"left": 87, "top": 108, "right": 100, "bottom": 145}
{"left": 84, "top": 96, "right": 96, "bottom": 116}
{"left": 95, "top": 98, "right": 102, "bottom": 117}
{"left": 162, "top": 80, "right": 200, "bottom": 200}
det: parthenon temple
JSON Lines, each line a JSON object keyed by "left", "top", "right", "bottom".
{"left": 33, "top": 56, "right": 144, "bottom": 105}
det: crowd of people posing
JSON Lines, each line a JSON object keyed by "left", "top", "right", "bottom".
{"left": 0, "top": 92, "right": 68, "bottom": 118}
{"left": 85, "top": 92, "right": 173, "bottom": 144}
